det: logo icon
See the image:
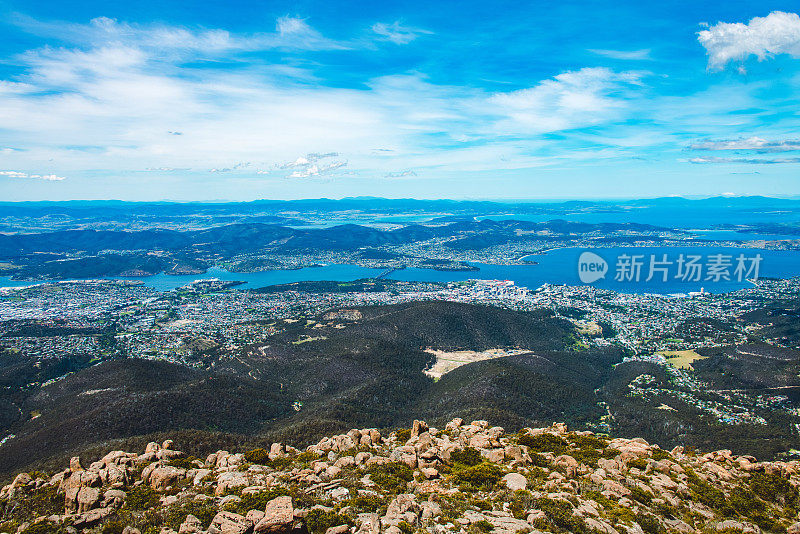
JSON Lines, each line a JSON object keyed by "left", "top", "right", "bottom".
{"left": 578, "top": 251, "right": 608, "bottom": 284}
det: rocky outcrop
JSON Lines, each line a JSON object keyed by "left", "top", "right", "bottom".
{"left": 2, "top": 420, "right": 799, "bottom": 534}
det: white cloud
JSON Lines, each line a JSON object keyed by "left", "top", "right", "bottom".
{"left": 489, "top": 67, "right": 646, "bottom": 133}
{"left": 0, "top": 16, "right": 664, "bottom": 182}
{"left": 588, "top": 48, "right": 652, "bottom": 60}
{"left": 278, "top": 153, "right": 340, "bottom": 169}
{"left": 290, "top": 160, "right": 347, "bottom": 178}
{"left": 371, "top": 21, "right": 432, "bottom": 45}
{"left": 12, "top": 14, "right": 349, "bottom": 54}
{"left": 384, "top": 170, "right": 417, "bottom": 178}
{"left": 698, "top": 11, "right": 800, "bottom": 70}
{"left": 689, "top": 137, "right": 800, "bottom": 152}
{"left": 0, "top": 170, "right": 65, "bottom": 180}
{"left": 275, "top": 153, "right": 348, "bottom": 177}
{"left": 688, "top": 156, "right": 800, "bottom": 164}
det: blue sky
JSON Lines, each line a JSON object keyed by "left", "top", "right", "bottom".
{"left": 1, "top": 0, "right": 800, "bottom": 200}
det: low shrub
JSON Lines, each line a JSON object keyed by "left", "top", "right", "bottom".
{"left": 164, "top": 500, "right": 219, "bottom": 530}
{"left": 536, "top": 498, "right": 586, "bottom": 533}
{"left": 472, "top": 520, "right": 494, "bottom": 533}
{"left": 225, "top": 488, "right": 294, "bottom": 515}
{"left": 635, "top": 512, "right": 663, "bottom": 534}
{"left": 518, "top": 433, "right": 567, "bottom": 454}
{"left": 630, "top": 487, "right": 654, "bottom": 504}
{"left": 305, "top": 509, "right": 351, "bottom": 534}
{"left": 749, "top": 472, "right": 798, "bottom": 507}
{"left": 125, "top": 486, "right": 159, "bottom": 511}
{"left": 571, "top": 434, "right": 608, "bottom": 450}
{"left": 450, "top": 447, "right": 483, "bottom": 467}
{"left": 685, "top": 468, "right": 729, "bottom": 513}
{"left": 530, "top": 453, "right": 550, "bottom": 468}
{"left": 571, "top": 448, "right": 602, "bottom": 468}
{"left": 369, "top": 462, "right": 414, "bottom": 493}
{"left": 452, "top": 463, "right": 503, "bottom": 489}
{"left": 102, "top": 520, "right": 127, "bottom": 534}
{"left": 347, "top": 494, "right": 386, "bottom": 514}
{"left": 244, "top": 448, "right": 271, "bottom": 465}
{"left": 20, "top": 523, "right": 65, "bottom": 534}
{"left": 626, "top": 458, "right": 648, "bottom": 471}
{"left": 602, "top": 448, "right": 621, "bottom": 459}
{"left": 167, "top": 456, "right": 198, "bottom": 470}
{"left": 650, "top": 449, "right": 671, "bottom": 461}
{"left": 510, "top": 490, "right": 535, "bottom": 519}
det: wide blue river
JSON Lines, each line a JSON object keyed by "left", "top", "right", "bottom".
{"left": 1, "top": 246, "right": 799, "bottom": 295}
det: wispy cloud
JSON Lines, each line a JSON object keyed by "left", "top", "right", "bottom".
{"left": 688, "top": 156, "right": 800, "bottom": 164}
{"left": 11, "top": 14, "right": 349, "bottom": 54}
{"left": 0, "top": 170, "right": 65, "bottom": 180}
{"left": 589, "top": 48, "right": 652, "bottom": 60}
{"left": 689, "top": 137, "right": 800, "bottom": 152}
{"left": 489, "top": 68, "right": 646, "bottom": 133}
{"left": 371, "top": 21, "right": 432, "bottom": 45}
{"left": 290, "top": 161, "right": 348, "bottom": 178}
{"left": 384, "top": 170, "right": 417, "bottom": 178}
{"left": 278, "top": 153, "right": 348, "bottom": 178}
{"left": 698, "top": 11, "right": 800, "bottom": 71}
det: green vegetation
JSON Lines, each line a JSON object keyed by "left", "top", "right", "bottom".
{"left": 368, "top": 462, "right": 414, "bottom": 493}
{"left": 125, "top": 486, "right": 160, "bottom": 511}
{"left": 167, "top": 456, "right": 199, "bottom": 469}
{"left": 535, "top": 497, "right": 587, "bottom": 533}
{"left": 452, "top": 462, "right": 503, "bottom": 489}
{"left": 163, "top": 500, "right": 219, "bottom": 530}
{"left": 20, "top": 522, "right": 67, "bottom": 534}
{"left": 472, "top": 520, "right": 494, "bottom": 533}
{"left": 749, "top": 471, "right": 798, "bottom": 507}
{"left": 450, "top": 447, "right": 483, "bottom": 467}
{"left": 305, "top": 509, "right": 352, "bottom": 534}
{"left": 517, "top": 433, "right": 567, "bottom": 454}
{"left": 346, "top": 494, "right": 387, "bottom": 514}
{"left": 243, "top": 448, "right": 270, "bottom": 465}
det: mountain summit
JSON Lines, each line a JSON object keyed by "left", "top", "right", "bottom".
{"left": 2, "top": 419, "right": 798, "bottom": 534}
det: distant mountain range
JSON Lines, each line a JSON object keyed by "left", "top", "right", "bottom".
{"left": 1, "top": 195, "right": 800, "bottom": 214}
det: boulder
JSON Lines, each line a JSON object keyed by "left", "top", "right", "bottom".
{"left": 180, "top": 515, "right": 204, "bottom": 534}
{"left": 356, "top": 513, "right": 380, "bottom": 534}
{"left": 382, "top": 494, "right": 420, "bottom": 528}
{"left": 246, "top": 510, "right": 266, "bottom": 525}
{"left": 714, "top": 520, "right": 761, "bottom": 534}
{"left": 102, "top": 489, "right": 126, "bottom": 508}
{"left": 254, "top": 496, "right": 294, "bottom": 534}
{"left": 411, "top": 420, "right": 429, "bottom": 440}
{"left": 483, "top": 511, "right": 531, "bottom": 534}
{"left": 502, "top": 473, "right": 527, "bottom": 491}
{"left": 389, "top": 446, "right": 417, "bottom": 468}
{"left": 76, "top": 487, "right": 100, "bottom": 513}
{"left": 149, "top": 466, "right": 186, "bottom": 490}
{"left": 216, "top": 471, "right": 249, "bottom": 496}
{"left": 210, "top": 511, "right": 253, "bottom": 534}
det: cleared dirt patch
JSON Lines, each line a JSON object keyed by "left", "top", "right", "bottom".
{"left": 423, "top": 347, "right": 530, "bottom": 379}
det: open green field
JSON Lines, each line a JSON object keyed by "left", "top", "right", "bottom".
{"left": 657, "top": 349, "right": 708, "bottom": 370}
